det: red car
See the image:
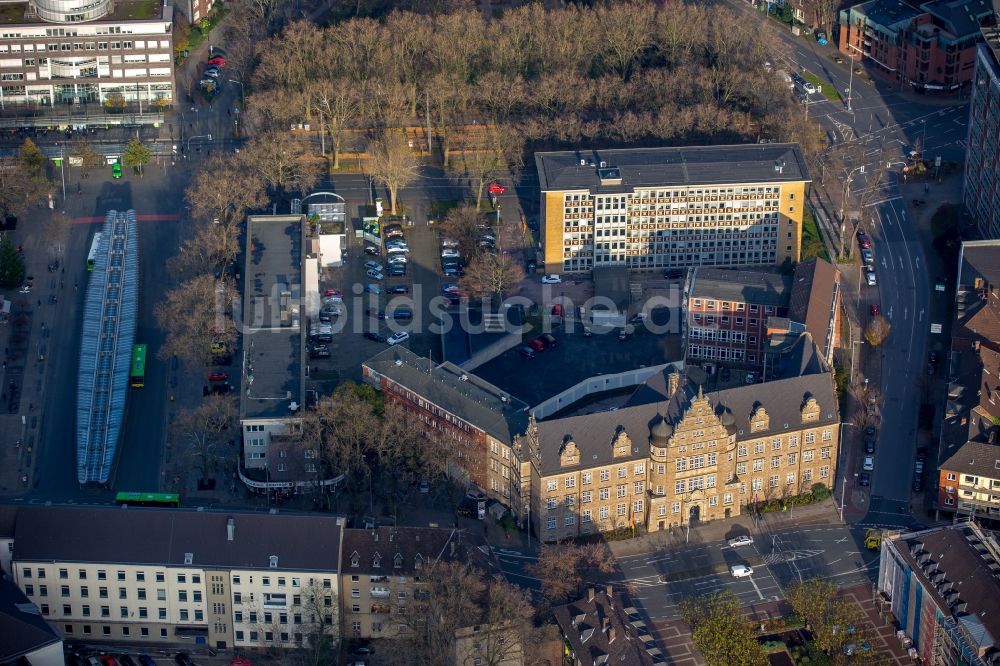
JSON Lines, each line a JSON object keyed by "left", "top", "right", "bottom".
{"left": 323, "top": 289, "right": 342, "bottom": 297}
{"left": 208, "top": 371, "right": 229, "bottom": 382}
{"left": 100, "top": 657, "right": 119, "bottom": 666}
{"left": 207, "top": 56, "right": 226, "bottom": 67}
{"left": 870, "top": 303, "right": 880, "bottom": 316}
{"left": 527, "top": 338, "right": 545, "bottom": 352}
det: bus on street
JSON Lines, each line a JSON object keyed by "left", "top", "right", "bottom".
{"left": 114, "top": 492, "right": 180, "bottom": 508}
{"left": 130, "top": 343, "right": 146, "bottom": 388}
{"left": 87, "top": 232, "right": 103, "bottom": 271}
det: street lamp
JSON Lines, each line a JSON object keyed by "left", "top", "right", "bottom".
{"left": 229, "top": 79, "right": 244, "bottom": 104}
{"left": 840, "top": 165, "right": 865, "bottom": 254}
{"left": 846, "top": 52, "right": 855, "bottom": 112}
{"left": 839, "top": 475, "right": 847, "bottom": 521}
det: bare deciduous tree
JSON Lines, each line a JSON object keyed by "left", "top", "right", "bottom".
{"left": 169, "top": 222, "right": 241, "bottom": 278}
{"left": 437, "top": 206, "right": 483, "bottom": 260}
{"left": 526, "top": 542, "right": 615, "bottom": 607}
{"left": 460, "top": 251, "right": 524, "bottom": 302}
{"left": 368, "top": 129, "right": 418, "bottom": 215}
{"left": 172, "top": 394, "right": 238, "bottom": 483}
{"left": 865, "top": 315, "right": 891, "bottom": 346}
{"left": 154, "top": 274, "right": 239, "bottom": 365}
{"left": 185, "top": 155, "right": 268, "bottom": 225}
{"left": 241, "top": 132, "right": 324, "bottom": 195}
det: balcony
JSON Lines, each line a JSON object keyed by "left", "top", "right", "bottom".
{"left": 369, "top": 587, "right": 390, "bottom": 599}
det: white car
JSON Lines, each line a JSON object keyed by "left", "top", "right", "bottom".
{"left": 865, "top": 269, "right": 877, "bottom": 287}
{"left": 441, "top": 237, "right": 460, "bottom": 248}
{"left": 387, "top": 245, "right": 409, "bottom": 255}
{"left": 364, "top": 260, "right": 383, "bottom": 273}
{"left": 730, "top": 564, "right": 754, "bottom": 578}
{"left": 728, "top": 535, "right": 754, "bottom": 548}
{"left": 542, "top": 274, "right": 562, "bottom": 284}
{"left": 387, "top": 254, "right": 407, "bottom": 265}
{"left": 366, "top": 268, "right": 384, "bottom": 280}
{"left": 441, "top": 248, "right": 461, "bottom": 258}
{"left": 863, "top": 455, "right": 875, "bottom": 471}
{"left": 387, "top": 331, "right": 410, "bottom": 345}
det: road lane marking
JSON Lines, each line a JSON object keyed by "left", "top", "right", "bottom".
{"left": 748, "top": 576, "right": 765, "bottom": 600}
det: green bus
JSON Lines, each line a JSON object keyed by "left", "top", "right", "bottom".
{"left": 130, "top": 344, "right": 147, "bottom": 388}
{"left": 114, "top": 492, "right": 180, "bottom": 508}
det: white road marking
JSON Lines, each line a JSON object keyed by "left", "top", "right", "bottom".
{"left": 748, "top": 576, "right": 765, "bottom": 600}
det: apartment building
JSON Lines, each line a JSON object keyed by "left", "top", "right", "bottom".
{"left": 552, "top": 586, "right": 661, "bottom": 665}
{"left": 339, "top": 527, "right": 485, "bottom": 641}
{"left": 964, "top": 36, "right": 1000, "bottom": 240}
{"left": 937, "top": 241, "right": 1000, "bottom": 517}
{"left": 518, "top": 361, "right": 839, "bottom": 542}
{"left": 362, "top": 346, "right": 530, "bottom": 507}
{"left": 0, "top": 573, "right": 63, "bottom": 666}
{"left": 0, "top": 0, "right": 174, "bottom": 115}
{"left": 533, "top": 144, "right": 811, "bottom": 275}
{"left": 686, "top": 267, "right": 793, "bottom": 367}
{"left": 876, "top": 523, "right": 1000, "bottom": 665}
{"left": 9, "top": 505, "right": 343, "bottom": 653}
{"left": 837, "top": 0, "right": 994, "bottom": 94}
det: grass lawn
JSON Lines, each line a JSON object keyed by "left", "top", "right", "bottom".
{"left": 122, "top": 0, "right": 160, "bottom": 19}
{"left": 800, "top": 70, "right": 843, "bottom": 103}
{"left": 801, "top": 208, "right": 831, "bottom": 262}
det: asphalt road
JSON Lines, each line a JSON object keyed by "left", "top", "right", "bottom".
{"left": 496, "top": 522, "right": 878, "bottom": 621}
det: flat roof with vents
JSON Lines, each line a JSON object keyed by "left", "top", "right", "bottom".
{"left": 535, "top": 143, "right": 810, "bottom": 194}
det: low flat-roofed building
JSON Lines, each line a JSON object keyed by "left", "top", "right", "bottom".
{"left": 877, "top": 522, "right": 1000, "bottom": 664}
{"left": 239, "top": 215, "right": 308, "bottom": 488}
{"left": 9, "top": 505, "right": 343, "bottom": 652}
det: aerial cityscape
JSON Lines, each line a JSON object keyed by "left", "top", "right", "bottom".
{"left": 0, "top": 0, "right": 998, "bottom": 664}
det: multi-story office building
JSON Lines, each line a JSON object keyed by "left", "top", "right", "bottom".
{"left": 362, "top": 346, "right": 530, "bottom": 508}
{"left": 965, "top": 35, "right": 1000, "bottom": 239}
{"left": 0, "top": 0, "right": 175, "bottom": 115}
{"left": 877, "top": 523, "right": 1000, "bottom": 665}
{"left": 9, "top": 506, "right": 343, "bottom": 652}
{"left": 533, "top": 144, "right": 811, "bottom": 275}
{"left": 685, "top": 258, "right": 841, "bottom": 370}
{"left": 686, "top": 267, "right": 793, "bottom": 367}
{"left": 837, "top": 0, "right": 995, "bottom": 94}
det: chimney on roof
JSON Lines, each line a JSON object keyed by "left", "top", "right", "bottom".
{"left": 588, "top": 587, "right": 595, "bottom": 603}
{"left": 227, "top": 517, "right": 235, "bottom": 542}
{"left": 606, "top": 583, "right": 614, "bottom": 600}
{"left": 602, "top": 617, "right": 609, "bottom": 633}
{"left": 608, "top": 626, "right": 617, "bottom": 643}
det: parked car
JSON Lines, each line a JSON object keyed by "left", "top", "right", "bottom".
{"left": 864, "top": 435, "right": 875, "bottom": 454}
{"left": 366, "top": 268, "right": 384, "bottom": 280}
{"left": 441, "top": 248, "right": 461, "bottom": 259}
{"left": 310, "top": 344, "right": 331, "bottom": 358}
{"left": 365, "top": 308, "right": 386, "bottom": 320}
{"left": 863, "top": 455, "right": 875, "bottom": 471}
{"left": 728, "top": 535, "right": 754, "bottom": 548}
{"left": 418, "top": 480, "right": 429, "bottom": 494}
{"left": 858, "top": 471, "right": 871, "bottom": 487}
{"left": 870, "top": 303, "right": 880, "bottom": 316}
{"left": 730, "top": 564, "right": 754, "bottom": 578}
{"left": 516, "top": 345, "right": 535, "bottom": 359}
{"left": 387, "top": 331, "right": 410, "bottom": 345}
{"left": 323, "top": 288, "right": 343, "bottom": 298}
{"left": 387, "top": 285, "right": 410, "bottom": 294}
{"left": 363, "top": 245, "right": 380, "bottom": 257}
{"left": 384, "top": 224, "right": 404, "bottom": 237}
{"left": 364, "top": 260, "right": 384, "bottom": 273}
{"left": 207, "top": 56, "right": 226, "bottom": 67}
{"left": 527, "top": 338, "right": 545, "bottom": 352}
{"left": 365, "top": 284, "right": 381, "bottom": 295}
{"left": 542, "top": 274, "right": 562, "bottom": 284}
{"left": 865, "top": 269, "right": 877, "bottom": 287}
{"left": 174, "top": 655, "right": 194, "bottom": 666}
{"left": 390, "top": 308, "right": 413, "bottom": 321}
{"left": 441, "top": 237, "right": 460, "bottom": 248}
{"left": 202, "top": 69, "right": 221, "bottom": 79}
{"left": 913, "top": 472, "right": 923, "bottom": 492}
{"left": 208, "top": 371, "right": 228, "bottom": 382}
{"left": 388, "top": 264, "right": 406, "bottom": 277}
{"left": 540, "top": 333, "right": 557, "bottom": 348}
{"left": 861, "top": 248, "right": 874, "bottom": 265}
{"left": 137, "top": 656, "right": 156, "bottom": 666}
{"left": 363, "top": 331, "right": 386, "bottom": 343}
{"left": 387, "top": 254, "right": 407, "bottom": 265}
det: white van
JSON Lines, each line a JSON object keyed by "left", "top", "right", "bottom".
{"left": 731, "top": 564, "right": 754, "bottom": 578}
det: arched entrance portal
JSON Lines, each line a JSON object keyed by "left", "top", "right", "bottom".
{"left": 689, "top": 504, "right": 701, "bottom": 523}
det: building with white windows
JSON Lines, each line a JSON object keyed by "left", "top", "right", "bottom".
{"left": 0, "top": 0, "right": 174, "bottom": 119}
{"left": 534, "top": 144, "right": 811, "bottom": 275}
{"left": 8, "top": 505, "right": 343, "bottom": 653}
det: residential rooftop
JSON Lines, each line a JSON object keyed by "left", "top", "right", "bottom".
{"left": 552, "top": 586, "right": 661, "bottom": 665}
{"left": 363, "top": 346, "right": 531, "bottom": 444}
{"left": 11, "top": 506, "right": 343, "bottom": 571}
{"left": 920, "top": 0, "right": 996, "bottom": 39}
{"left": 787, "top": 258, "right": 841, "bottom": 363}
{"left": 851, "top": 0, "right": 924, "bottom": 29}
{"left": 241, "top": 215, "right": 305, "bottom": 421}
{"left": 340, "top": 526, "right": 489, "bottom": 577}
{"left": 893, "top": 524, "right": 1000, "bottom": 659}
{"left": 689, "top": 266, "right": 794, "bottom": 307}
{"left": 0, "top": 572, "right": 61, "bottom": 664}
{"left": 940, "top": 440, "right": 1000, "bottom": 478}
{"left": 534, "top": 143, "right": 810, "bottom": 194}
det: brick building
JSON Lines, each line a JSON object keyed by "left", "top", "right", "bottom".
{"left": 362, "top": 346, "right": 530, "bottom": 507}
{"left": 936, "top": 241, "right": 1000, "bottom": 517}
{"left": 533, "top": 144, "right": 811, "bottom": 275}
{"left": 838, "top": 0, "right": 996, "bottom": 95}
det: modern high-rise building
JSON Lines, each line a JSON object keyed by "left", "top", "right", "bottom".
{"left": 0, "top": 0, "right": 175, "bottom": 120}
{"left": 533, "top": 144, "right": 810, "bottom": 275}
{"left": 965, "top": 36, "right": 1000, "bottom": 240}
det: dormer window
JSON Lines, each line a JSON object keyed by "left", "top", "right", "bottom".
{"left": 372, "top": 554, "right": 381, "bottom": 568}
{"left": 350, "top": 552, "right": 359, "bottom": 568}
{"left": 393, "top": 553, "right": 403, "bottom": 569}
{"left": 414, "top": 554, "right": 423, "bottom": 570}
